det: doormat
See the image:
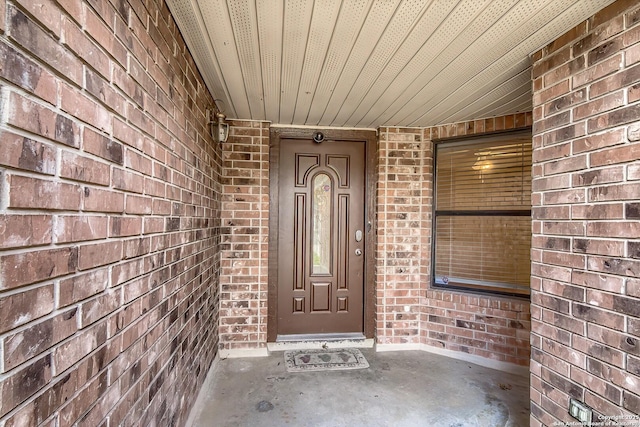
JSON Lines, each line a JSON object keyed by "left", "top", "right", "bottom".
{"left": 284, "top": 348, "right": 369, "bottom": 372}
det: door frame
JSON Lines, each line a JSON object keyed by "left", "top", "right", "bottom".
{"left": 268, "top": 127, "right": 377, "bottom": 341}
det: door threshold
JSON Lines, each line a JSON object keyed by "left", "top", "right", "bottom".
{"left": 268, "top": 333, "right": 374, "bottom": 352}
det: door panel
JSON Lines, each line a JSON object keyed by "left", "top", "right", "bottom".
{"left": 277, "top": 138, "right": 365, "bottom": 336}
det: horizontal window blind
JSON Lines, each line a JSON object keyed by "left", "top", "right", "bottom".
{"left": 434, "top": 133, "right": 532, "bottom": 296}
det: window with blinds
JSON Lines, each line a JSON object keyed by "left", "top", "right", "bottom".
{"left": 433, "top": 131, "right": 532, "bottom": 297}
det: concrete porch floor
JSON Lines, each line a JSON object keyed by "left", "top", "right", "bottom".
{"left": 186, "top": 349, "right": 530, "bottom": 427}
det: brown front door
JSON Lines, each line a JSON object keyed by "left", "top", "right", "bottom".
{"left": 277, "top": 137, "right": 365, "bottom": 337}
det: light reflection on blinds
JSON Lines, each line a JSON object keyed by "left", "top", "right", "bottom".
{"left": 434, "top": 133, "right": 532, "bottom": 296}
{"left": 436, "top": 137, "right": 532, "bottom": 211}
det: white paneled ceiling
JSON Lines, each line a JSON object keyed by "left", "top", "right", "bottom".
{"left": 167, "top": 0, "right": 615, "bottom": 128}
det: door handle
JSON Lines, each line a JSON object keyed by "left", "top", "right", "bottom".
{"left": 355, "top": 229, "right": 363, "bottom": 242}
{"left": 355, "top": 248, "right": 363, "bottom": 256}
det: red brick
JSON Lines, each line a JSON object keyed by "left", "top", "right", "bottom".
{"left": 587, "top": 34, "right": 626, "bottom": 68}
{"left": 630, "top": 124, "right": 640, "bottom": 141}
{"left": 14, "top": 0, "right": 62, "bottom": 37}
{"left": 545, "top": 89, "right": 587, "bottom": 117}
{"left": 127, "top": 103, "right": 156, "bottom": 136}
{"left": 543, "top": 155, "right": 588, "bottom": 175}
{"left": 627, "top": 41, "right": 640, "bottom": 66}
{"left": 113, "top": 67, "right": 145, "bottom": 109}
{"left": 570, "top": 367, "right": 622, "bottom": 403}
{"left": 52, "top": 322, "right": 107, "bottom": 373}
{"left": 589, "top": 62, "right": 640, "bottom": 98}
{"left": 59, "top": 268, "right": 108, "bottom": 307}
{"left": 532, "top": 46, "right": 572, "bottom": 79}
{"left": 85, "top": 68, "right": 127, "bottom": 113}
{"left": 9, "top": 175, "right": 81, "bottom": 211}
{"left": 143, "top": 217, "right": 164, "bottom": 234}
{"left": 532, "top": 80, "right": 570, "bottom": 107}
{"left": 80, "top": 290, "right": 120, "bottom": 327}
{"left": 624, "top": 391, "right": 640, "bottom": 414}
{"left": 109, "top": 216, "right": 142, "bottom": 237}
{"left": 540, "top": 338, "right": 586, "bottom": 369}
{"left": 123, "top": 237, "right": 151, "bottom": 259}
{"left": 532, "top": 292, "right": 571, "bottom": 313}
{"left": 62, "top": 17, "right": 110, "bottom": 78}
{"left": 542, "top": 251, "right": 585, "bottom": 269}
{"left": 532, "top": 142, "right": 570, "bottom": 163}
{"left": 532, "top": 236, "right": 571, "bottom": 251}
{"left": 573, "top": 335, "right": 625, "bottom": 368}
{"left": 151, "top": 198, "right": 171, "bottom": 215}
{"left": 78, "top": 240, "right": 122, "bottom": 270}
{"left": 573, "top": 238, "right": 625, "bottom": 256}
{"left": 542, "top": 188, "right": 585, "bottom": 205}
{"left": 542, "top": 123, "right": 586, "bottom": 146}
{"left": 572, "top": 128, "right": 625, "bottom": 153}
{"left": 586, "top": 357, "right": 637, "bottom": 392}
{"left": 54, "top": 215, "right": 108, "bottom": 243}
{"left": 0, "top": 214, "right": 52, "bottom": 249}
{"left": 0, "top": 356, "right": 52, "bottom": 418}
{"left": 587, "top": 221, "right": 640, "bottom": 239}
{"left": 571, "top": 203, "right": 624, "bottom": 220}
{"left": 574, "top": 303, "right": 626, "bottom": 331}
{"left": 587, "top": 323, "right": 639, "bottom": 354}
{"left": 587, "top": 103, "right": 640, "bottom": 133}
{"left": 0, "top": 42, "right": 58, "bottom": 104}
{"left": 0, "top": 285, "right": 54, "bottom": 334}
{"left": 61, "top": 151, "right": 110, "bottom": 186}
{"left": 113, "top": 119, "right": 145, "bottom": 151}
{"left": 575, "top": 90, "right": 625, "bottom": 120}
{"left": 543, "top": 56, "right": 586, "bottom": 87}
{"left": 112, "top": 168, "right": 144, "bottom": 193}
{"left": 573, "top": 166, "right": 624, "bottom": 187}
{"left": 57, "top": 0, "right": 81, "bottom": 23}
{"left": 589, "top": 182, "right": 640, "bottom": 202}
{"left": 82, "top": 187, "right": 124, "bottom": 213}
{"left": 590, "top": 142, "right": 640, "bottom": 167}
{"left": 3, "top": 309, "right": 78, "bottom": 370}
{"left": 532, "top": 175, "right": 571, "bottom": 192}
{"left": 7, "top": 92, "right": 80, "bottom": 148}
{"left": 531, "top": 322, "right": 571, "bottom": 345}
{"left": 592, "top": 0, "right": 638, "bottom": 28}
{"left": 548, "top": 22, "right": 589, "bottom": 55}
{"left": 144, "top": 177, "right": 166, "bottom": 198}
{"left": 627, "top": 279, "right": 640, "bottom": 298}
{"left": 0, "top": 247, "right": 78, "bottom": 290}
{"left": 85, "top": 7, "right": 127, "bottom": 67}
{"left": 125, "top": 194, "right": 153, "bottom": 215}
{"left": 0, "top": 0, "right": 223, "bottom": 424}
{"left": 0, "top": 131, "right": 56, "bottom": 175}
{"left": 83, "top": 127, "right": 124, "bottom": 165}
{"left": 532, "top": 206, "right": 570, "bottom": 220}
{"left": 7, "top": 7, "right": 82, "bottom": 84}
{"left": 61, "top": 84, "right": 111, "bottom": 132}
{"left": 628, "top": 163, "right": 640, "bottom": 180}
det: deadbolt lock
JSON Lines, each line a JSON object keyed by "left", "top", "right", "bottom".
{"left": 355, "top": 248, "right": 363, "bottom": 256}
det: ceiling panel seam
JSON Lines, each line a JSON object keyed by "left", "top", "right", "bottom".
{"left": 409, "top": 0, "right": 592, "bottom": 125}
{"left": 332, "top": 0, "right": 438, "bottom": 126}
{"left": 307, "top": 0, "right": 375, "bottom": 125}
{"left": 399, "top": 0, "right": 566, "bottom": 126}
{"left": 356, "top": 0, "right": 496, "bottom": 128}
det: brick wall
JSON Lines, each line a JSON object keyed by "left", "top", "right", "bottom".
{"left": 0, "top": 0, "right": 222, "bottom": 425}
{"left": 530, "top": 0, "right": 640, "bottom": 424}
{"left": 421, "top": 115, "right": 533, "bottom": 367}
{"left": 376, "top": 127, "right": 427, "bottom": 344}
{"left": 376, "top": 120, "right": 532, "bottom": 367}
{"left": 219, "top": 120, "right": 269, "bottom": 354}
